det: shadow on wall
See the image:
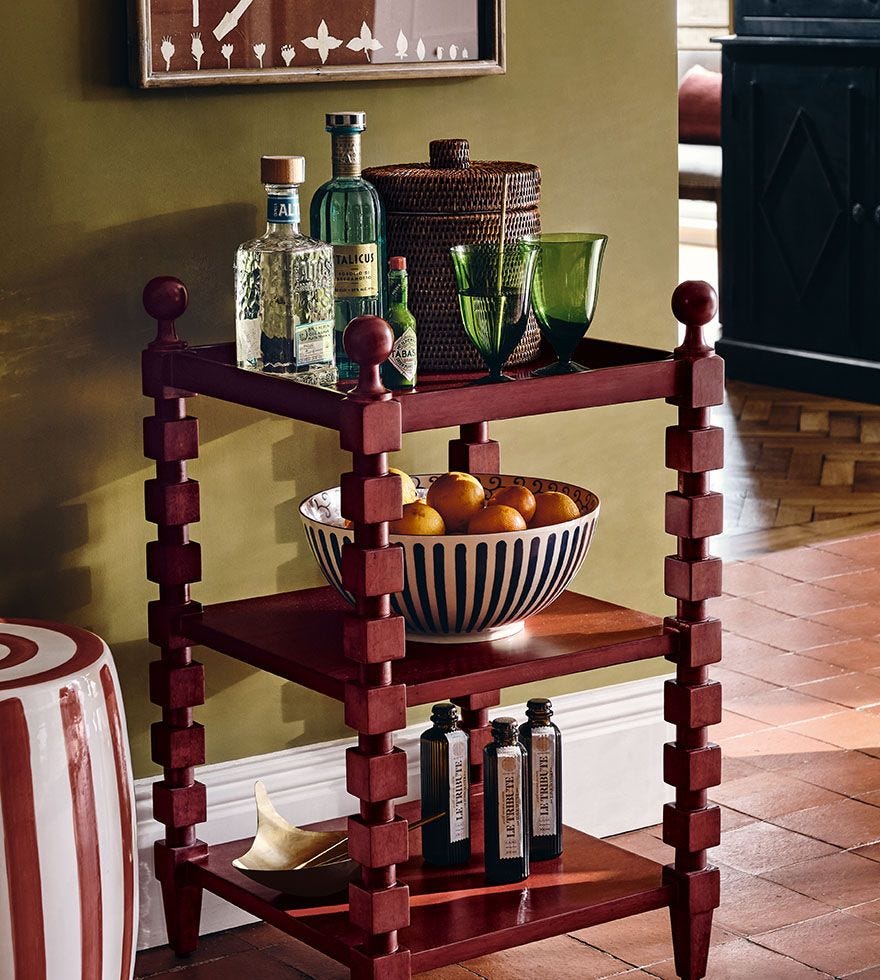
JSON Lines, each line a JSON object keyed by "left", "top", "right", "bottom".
{"left": 0, "top": 204, "right": 254, "bottom": 619}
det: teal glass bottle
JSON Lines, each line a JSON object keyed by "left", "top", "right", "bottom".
{"left": 520, "top": 698, "right": 563, "bottom": 860}
{"left": 420, "top": 703, "right": 471, "bottom": 866}
{"left": 483, "top": 717, "right": 529, "bottom": 884}
{"left": 381, "top": 256, "right": 417, "bottom": 391}
{"left": 310, "top": 111, "right": 386, "bottom": 380}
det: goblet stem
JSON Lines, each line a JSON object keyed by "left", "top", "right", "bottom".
{"left": 470, "top": 366, "right": 514, "bottom": 385}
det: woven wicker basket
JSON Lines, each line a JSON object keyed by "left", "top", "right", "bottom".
{"left": 364, "top": 139, "right": 542, "bottom": 373}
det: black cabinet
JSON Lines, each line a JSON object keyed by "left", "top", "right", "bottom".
{"left": 736, "top": 2, "right": 880, "bottom": 39}
{"left": 718, "top": 37, "right": 880, "bottom": 400}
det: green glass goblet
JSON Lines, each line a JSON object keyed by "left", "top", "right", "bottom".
{"left": 525, "top": 233, "right": 608, "bottom": 375}
{"left": 449, "top": 241, "right": 538, "bottom": 383}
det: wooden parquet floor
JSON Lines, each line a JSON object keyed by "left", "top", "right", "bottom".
{"left": 718, "top": 380, "right": 880, "bottom": 559}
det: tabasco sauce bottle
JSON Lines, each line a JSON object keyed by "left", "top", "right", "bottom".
{"left": 483, "top": 717, "right": 529, "bottom": 884}
{"left": 420, "top": 703, "right": 471, "bottom": 866}
{"left": 381, "top": 256, "right": 417, "bottom": 391}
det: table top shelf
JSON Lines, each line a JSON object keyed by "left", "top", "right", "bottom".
{"left": 184, "top": 799, "right": 672, "bottom": 974}
{"left": 162, "top": 338, "right": 677, "bottom": 433}
{"left": 181, "top": 587, "right": 673, "bottom": 706}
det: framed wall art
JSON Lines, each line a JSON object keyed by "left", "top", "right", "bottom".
{"left": 128, "top": 0, "right": 505, "bottom": 88}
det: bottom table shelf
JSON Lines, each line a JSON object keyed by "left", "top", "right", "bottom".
{"left": 184, "top": 801, "right": 672, "bottom": 973}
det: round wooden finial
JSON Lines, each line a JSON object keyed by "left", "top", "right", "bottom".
{"left": 344, "top": 315, "right": 394, "bottom": 366}
{"left": 671, "top": 280, "right": 717, "bottom": 328}
{"left": 344, "top": 316, "right": 394, "bottom": 400}
{"left": 144, "top": 277, "right": 188, "bottom": 321}
{"left": 144, "top": 277, "right": 188, "bottom": 349}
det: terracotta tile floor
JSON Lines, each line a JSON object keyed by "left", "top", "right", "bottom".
{"left": 135, "top": 530, "right": 880, "bottom": 978}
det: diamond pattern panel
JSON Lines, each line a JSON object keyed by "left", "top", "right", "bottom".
{"left": 760, "top": 111, "right": 843, "bottom": 299}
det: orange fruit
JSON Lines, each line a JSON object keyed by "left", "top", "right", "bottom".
{"left": 389, "top": 501, "right": 446, "bottom": 535}
{"left": 467, "top": 505, "right": 527, "bottom": 534}
{"left": 426, "top": 472, "right": 485, "bottom": 533}
{"left": 388, "top": 467, "right": 418, "bottom": 505}
{"left": 488, "top": 485, "right": 537, "bottom": 523}
{"left": 529, "top": 491, "right": 581, "bottom": 528}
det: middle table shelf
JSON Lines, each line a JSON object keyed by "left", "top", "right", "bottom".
{"left": 181, "top": 587, "right": 674, "bottom": 706}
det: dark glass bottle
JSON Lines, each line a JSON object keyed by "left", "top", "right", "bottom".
{"left": 420, "top": 703, "right": 471, "bottom": 866}
{"left": 381, "top": 256, "right": 417, "bottom": 391}
{"left": 521, "top": 697, "right": 563, "bottom": 860}
{"left": 483, "top": 717, "right": 529, "bottom": 884}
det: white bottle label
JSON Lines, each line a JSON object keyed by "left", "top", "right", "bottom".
{"left": 496, "top": 747, "right": 523, "bottom": 859}
{"left": 236, "top": 317, "right": 261, "bottom": 369}
{"left": 388, "top": 327, "right": 417, "bottom": 381}
{"left": 295, "top": 320, "right": 334, "bottom": 366}
{"left": 530, "top": 727, "right": 557, "bottom": 837}
{"left": 446, "top": 730, "right": 469, "bottom": 843}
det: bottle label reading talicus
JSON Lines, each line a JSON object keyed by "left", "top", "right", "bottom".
{"left": 334, "top": 244, "right": 379, "bottom": 298}
{"left": 530, "top": 727, "right": 557, "bottom": 837}
{"left": 496, "top": 747, "right": 523, "bottom": 860}
{"left": 388, "top": 328, "right": 417, "bottom": 381}
{"left": 445, "top": 730, "right": 469, "bottom": 843}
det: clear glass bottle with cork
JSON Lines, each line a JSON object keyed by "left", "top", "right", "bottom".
{"left": 310, "top": 111, "right": 386, "bottom": 380}
{"left": 520, "top": 697, "right": 563, "bottom": 860}
{"left": 483, "top": 717, "right": 529, "bottom": 884}
{"left": 235, "top": 155, "right": 336, "bottom": 386}
{"left": 419, "top": 702, "right": 471, "bottom": 866}
{"left": 382, "top": 256, "right": 417, "bottom": 391}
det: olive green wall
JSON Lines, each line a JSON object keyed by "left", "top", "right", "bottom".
{"left": 0, "top": 1, "right": 678, "bottom": 778}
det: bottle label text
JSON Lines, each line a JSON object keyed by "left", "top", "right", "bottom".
{"left": 530, "top": 727, "right": 557, "bottom": 837}
{"left": 446, "top": 730, "right": 470, "bottom": 843}
{"left": 333, "top": 244, "right": 379, "bottom": 298}
{"left": 496, "top": 747, "right": 524, "bottom": 860}
{"left": 267, "top": 196, "right": 300, "bottom": 224}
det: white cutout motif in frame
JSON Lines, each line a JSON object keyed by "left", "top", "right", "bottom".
{"left": 302, "top": 19, "right": 343, "bottom": 64}
{"left": 133, "top": 0, "right": 502, "bottom": 86}
{"left": 347, "top": 22, "right": 382, "bottom": 62}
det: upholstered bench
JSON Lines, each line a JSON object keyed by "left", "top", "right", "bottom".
{"left": 678, "top": 59, "right": 723, "bottom": 263}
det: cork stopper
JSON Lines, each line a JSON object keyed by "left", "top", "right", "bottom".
{"left": 261, "top": 155, "right": 305, "bottom": 185}
{"left": 430, "top": 702, "right": 460, "bottom": 728}
{"left": 491, "top": 717, "right": 520, "bottom": 745}
{"left": 526, "top": 698, "right": 553, "bottom": 722}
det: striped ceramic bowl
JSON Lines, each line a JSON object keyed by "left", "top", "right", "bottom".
{"left": 300, "top": 474, "right": 600, "bottom": 644}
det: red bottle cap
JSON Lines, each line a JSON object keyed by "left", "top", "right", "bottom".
{"left": 389, "top": 256, "right": 407, "bottom": 271}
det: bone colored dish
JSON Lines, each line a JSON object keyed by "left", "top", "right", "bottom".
{"left": 232, "top": 782, "right": 357, "bottom": 897}
{"left": 300, "top": 473, "right": 600, "bottom": 643}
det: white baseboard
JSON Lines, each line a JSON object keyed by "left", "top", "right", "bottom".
{"left": 136, "top": 674, "right": 674, "bottom": 950}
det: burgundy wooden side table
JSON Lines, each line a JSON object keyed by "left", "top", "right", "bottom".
{"left": 140, "top": 277, "right": 724, "bottom": 980}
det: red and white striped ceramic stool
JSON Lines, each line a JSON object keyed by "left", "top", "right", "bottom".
{"left": 0, "top": 620, "right": 137, "bottom": 980}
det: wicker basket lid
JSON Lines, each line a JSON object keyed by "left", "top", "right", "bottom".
{"left": 363, "top": 139, "right": 541, "bottom": 215}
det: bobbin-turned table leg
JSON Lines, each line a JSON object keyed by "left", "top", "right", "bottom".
{"left": 662, "top": 283, "right": 725, "bottom": 980}
{"left": 452, "top": 691, "right": 500, "bottom": 789}
{"left": 143, "top": 278, "right": 208, "bottom": 957}
{"left": 341, "top": 317, "right": 411, "bottom": 980}
{"left": 448, "top": 422, "right": 501, "bottom": 474}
